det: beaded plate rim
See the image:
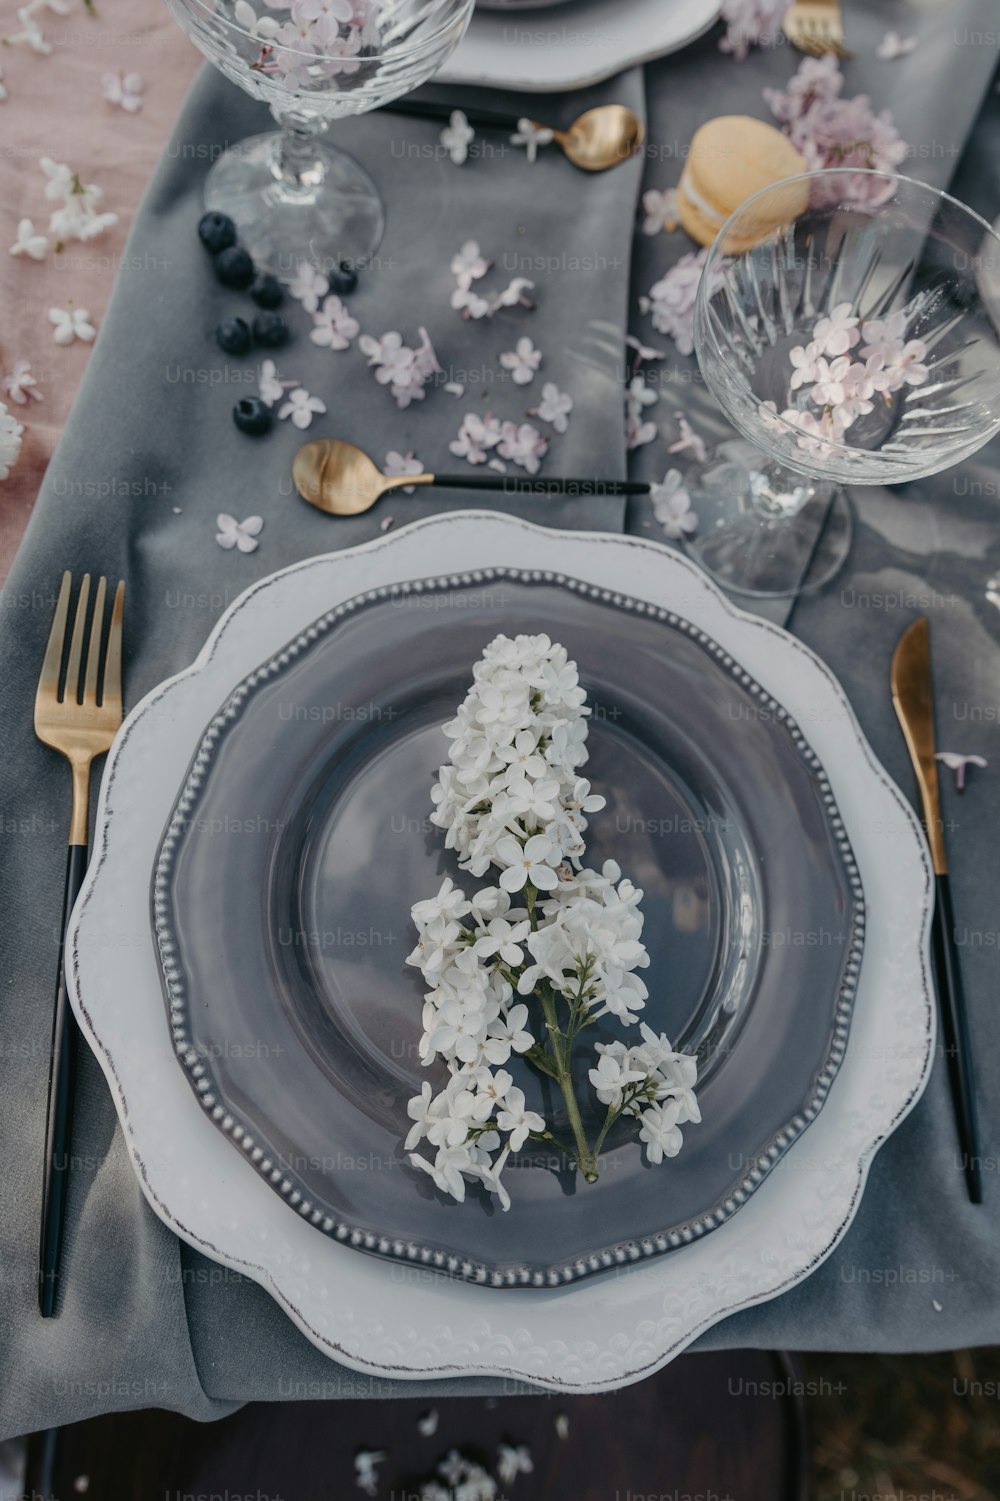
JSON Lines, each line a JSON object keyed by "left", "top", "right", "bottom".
{"left": 152, "top": 566, "right": 865, "bottom": 1289}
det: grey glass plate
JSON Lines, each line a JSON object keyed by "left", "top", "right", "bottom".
{"left": 153, "top": 570, "right": 864, "bottom": 1288}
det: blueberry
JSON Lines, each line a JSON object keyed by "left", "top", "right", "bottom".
{"left": 251, "top": 273, "right": 284, "bottom": 309}
{"left": 216, "top": 316, "right": 251, "bottom": 355}
{"left": 214, "top": 245, "right": 255, "bottom": 290}
{"left": 253, "top": 312, "right": 289, "bottom": 349}
{"left": 197, "top": 210, "right": 238, "bottom": 255}
{"left": 233, "top": 398, "right": 273, "bottom": 437}
{"left": 328, "top": 261, "right": 358, "bottom": 296}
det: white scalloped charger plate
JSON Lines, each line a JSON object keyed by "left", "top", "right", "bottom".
{"left": 437, "top": 0, "right": 723, "bottom": 93}
{"left": 68, "top": 515, "right": 934, "bottom": 1393}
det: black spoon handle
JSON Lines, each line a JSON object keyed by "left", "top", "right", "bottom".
{"left": 429, "top": 474, "right": 651, "bottom": 497}
{"left": 380, "top": 98, "right": 528, "bottom": 132}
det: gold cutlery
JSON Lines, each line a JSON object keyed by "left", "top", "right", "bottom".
{"left": 383, "top": 100, "right": 645, "bottom": 172}
{"left": 891, "top": 617, "right": 981, "bottom": 1204}
{"left": 34, "top": 571, "right": 125, "bottom": 1314}
{"left": 783, "top": 0, "right": 853, "bottom": 58}
{"left": 293, "top": 439, "right": 652, "bottom": 518}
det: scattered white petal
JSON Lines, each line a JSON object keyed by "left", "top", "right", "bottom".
{"left": 497, "top": 1444, "right": 533, "bottom": 1486}
{"left": 101, "top": 71, "right": 144, "bottom": 111}
{"left": 510, "top": 117, "right": 554, "bottom": 163}
{"left": 440, "top": 109, "right": 475, "bottom": 165}
{"left": 215, "top": 513, "right": 263, "bottom": 552}
{"left": 379, "top": 514, "right": 395, "bottom": 532}
{"left": 384, "top": 448, "right": 423, "bottom": 494}
{"left": 258, "top": 358, "right": 297, "bottom": 407}
{"left": 48, "top": 305, "right": 96, "bottom": 345}
{"left": 651, "top": 469, "right": 697, "bottom": 538}
{"left": 530, "top": 382, "right": 573, "bottom": 433}
{"left": 417, "top": 1409, "right": 439, "bottom": 1437}
{"left": 9, "top": 218, "right": 48, "bottom": 260}
{"left": 278, "top": 387, "right": 327, "bottom": 429}
{"left": 444, "top": 381, "right": 465, "bottom": 398}
{"left": 667, "top": 414, "right": 707, "bottom": 463}
{"left": 554, "top": 1412, "right": 570, "bottom": 1440}
{"left": 876, "top": 29, "right": 917, "bottom": 60}
{"left": 642, "top": 187, "right": 679, "bottom": 236}
{"left": 499, "top": 336, "right": 541, "bottom": 387}
{"left": 354, "top": 1449, "right": 387, "bottom": 1498}
{"left": 932, "top": 1298, "right": 942, "bottom": 1312}
{"left": 1, "top": 358, "right": 42, "bottom": 404}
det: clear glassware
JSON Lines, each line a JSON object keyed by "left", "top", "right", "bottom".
{"left": 164, "top": 0, "right": 475, "bottom": 276}
{"left": 688, "top": 169, "right": 1000, "bottom": 597}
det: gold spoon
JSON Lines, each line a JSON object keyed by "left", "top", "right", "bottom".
{"left": 383, "top": 100, "right": 645, "bottom": 173}
{"left": 293, "top": 439, "right": 651, "bottom": 518}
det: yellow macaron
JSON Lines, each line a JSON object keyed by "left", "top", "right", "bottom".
{"left": 677, "top": 116, "right": 809, "bottom": 253}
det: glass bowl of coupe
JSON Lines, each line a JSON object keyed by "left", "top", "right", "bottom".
{"left": 164, "top": 0, "right": 475, "bottom": 273}
{"left": 685, "top": 168, "right": 1000, "bottom": 597}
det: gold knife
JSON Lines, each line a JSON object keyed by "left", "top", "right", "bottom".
{"left": 891, "top": 617, "right": 982, "bottom": 1202}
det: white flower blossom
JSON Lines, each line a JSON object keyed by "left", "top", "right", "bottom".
{"left": 278, "top": 387, "right": 326, "bottom": 429}
{"left": 215, "top": 513, "right": 263, "bottom": 552}
{"left": 9, "top": 218, "right": 48, "bottom": 260}
{"left": 407, "top": 636, "right": 700, "bottom": 1210}
{"left": 652, "top": 469, "right": 698, "bottom": 539}
{"left": 48, "top": 305, "right": 96, "bottom": 344}
{"left": 510, "top": 117, "right": 554, "bottom": 163}
{"left": 530, "top": 382, "right": 573, "bottom": 433}
{"left": 440, "top": 109, "right": 475, "bottom": 165}
{"left": 499, "top": 336, "right": 541, "bottom": 386}
{"left": 101, "top": 71, "right": 144, "bottom": 112}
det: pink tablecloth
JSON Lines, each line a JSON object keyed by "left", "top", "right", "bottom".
{"left": 0, "top": 0, "right": 200, "bottom": 583}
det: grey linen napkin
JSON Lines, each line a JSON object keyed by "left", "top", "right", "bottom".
{"left": 1, "top": 3, "right": 999, "bottom": 1438}
{"left": 0, "top": 58, "right": 644, "bottom": 1439}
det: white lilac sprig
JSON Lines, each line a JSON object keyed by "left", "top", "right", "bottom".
{"left": 717, "top": 0, "right": 785, "bottom": 58}
{"left": 406, "top": 634, "right": 700, "bottom": 1210}
{"left": 641, "top": 248, "right": 730, "bottom": 357}
{"left": 359, "top": 328, "right": 441, "bottom": 409}
{"left": 764, "top": 54, "right": 907, "bottom": 208}
{"left": 775, "top": 304, "right": 928, "bottom": 457}
{"left": 41, "top": 156, "right": 119, "bottom": 247}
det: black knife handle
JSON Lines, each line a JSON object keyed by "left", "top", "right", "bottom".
{"left": 932, "top": 873, "right": 982, "bottom": 1204}
{"left": 38, "top": 841, "right": 88, "bottom": 1317}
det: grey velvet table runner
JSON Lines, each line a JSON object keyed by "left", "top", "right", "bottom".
{"left": 2, "top": 5, "right": 999, "bottom": 1440}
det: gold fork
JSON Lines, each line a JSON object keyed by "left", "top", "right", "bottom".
{"left": 783, "top": 0, "right": 853, "bottom": 58}
{"left": 34, "top": 570, "right": 124, "bottom": 1317}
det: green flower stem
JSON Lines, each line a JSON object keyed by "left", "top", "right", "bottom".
{"left": 525, "top": 883, "right": 599, "bottom": 1183}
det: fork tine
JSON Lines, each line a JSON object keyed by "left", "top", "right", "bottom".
{"left": 83, "top": 576, "right": 107, "bottom": 707}
{"left": 36, "top": 572, "right": 72, "bottom": 709}
{"left": 63, "top": 574, "right": 91, "bottom": 705}
{"left": 101, "top": 581, "right": 125, "bottom": 712}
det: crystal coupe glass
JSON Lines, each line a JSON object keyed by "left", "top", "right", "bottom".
{"left": 164, "top": 0, "right": 475, "bottom": 275}
{"left": 688, "top": 170, "right": 1000, "bottom": 597}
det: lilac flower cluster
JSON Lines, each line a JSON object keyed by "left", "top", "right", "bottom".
{"left": 449, "top": 412, "right": 549, "bottom": 474}
{"left": 641, "top": 248, "right": 730, "bottom": 357}
{"left": 358, "top": 327, "right": 442, "bottom": 409}
{"left": 235, "top": 0, "right": 380, "bottom": 88}
{"left": 764, "top": 54, "right": 908, "bottom": 208}
{"left": 767, "top": 303, "right": 929, "bottom": 458}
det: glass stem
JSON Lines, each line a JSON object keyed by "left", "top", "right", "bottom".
{"left": 275, "top": 109, "right": 326, "bottom": 193}
{"left": 746, "top": 458, "right": 818, "bottom": 519}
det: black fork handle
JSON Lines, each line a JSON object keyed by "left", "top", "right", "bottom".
{"left": 38, "top": 841, "right": 88, "bottom": 1318}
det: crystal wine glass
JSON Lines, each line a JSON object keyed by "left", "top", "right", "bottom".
{"left": 687, "top": 169, "right": 1000, "bottom": 597}
{"left": 164, "top": 0, "right": 476, "bottom": 276}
